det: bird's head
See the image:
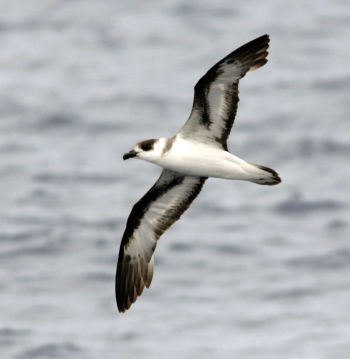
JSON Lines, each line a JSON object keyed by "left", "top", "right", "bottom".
{"left": 123, "top": 139, "right": 164, "bottom": 162}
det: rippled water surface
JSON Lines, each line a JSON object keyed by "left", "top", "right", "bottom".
{"left": 1, "top": 1, "right": 350, "bottom": 358}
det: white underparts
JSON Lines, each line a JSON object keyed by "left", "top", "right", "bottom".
{"left": 146, "top": 137, "right": 277, "bottom": 184}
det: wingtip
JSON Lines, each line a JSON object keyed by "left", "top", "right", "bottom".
{"left": 115, "top": 248, "right": 153, "bottom": 313}
{"left": 227, "top": 35, "right": 270, "bottom": 74}
{"left": 116, "top": 293, "right": 132, "bottom": 313}
{"left": 258, "top": 34, "right": 270, "bottom": 42}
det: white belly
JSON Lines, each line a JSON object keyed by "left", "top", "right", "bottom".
{"left": 152, "top": 138, "right": 251, "bottom": 180}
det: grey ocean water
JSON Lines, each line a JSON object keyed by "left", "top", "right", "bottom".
{"left": 1, "top": 1, "right": 350, "bottom": 358}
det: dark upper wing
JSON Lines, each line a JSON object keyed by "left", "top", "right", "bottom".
{"left": 116, "top": 169, "right": 206, "bottom": 312}
{"left": 178, "top": 34, "right": 270, "bottom": 150}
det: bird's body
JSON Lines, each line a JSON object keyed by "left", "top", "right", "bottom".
{"left": 145, "top": 136, "right": 279, "bottom": 184}
{"left": 116, "top": 34, "right": 281, "bottom": 312}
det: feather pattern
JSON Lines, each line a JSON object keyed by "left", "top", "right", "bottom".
{"left": 179, "top": 34, "right": 270, "bottom": 150}
{"left": 116, "top": 169, "right": 206, "bottom": 312}
{"left": 116, "top": 35, "right": 277, "bottom": 313}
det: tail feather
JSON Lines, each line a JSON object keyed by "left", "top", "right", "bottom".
{"left": 249, "top": 164, "right": 281, "bottom": 186}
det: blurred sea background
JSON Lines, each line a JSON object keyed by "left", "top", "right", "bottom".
{"left": 1, "top": 1, "right": 350, "bottom": 358}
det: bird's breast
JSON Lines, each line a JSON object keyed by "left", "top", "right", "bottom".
{"left": 154, "top": 139, "right": 245, "bottom": 179}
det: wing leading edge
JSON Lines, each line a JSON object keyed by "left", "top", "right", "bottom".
{"left": 179, "top": 34, "right": 270, "bottom": 150}
{"left": 116, "top": 169, "right": 206, "bottom": 312}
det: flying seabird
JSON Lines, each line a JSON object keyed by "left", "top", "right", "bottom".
{"left": 116, "top": 34, "right": 281, "bottom": 312}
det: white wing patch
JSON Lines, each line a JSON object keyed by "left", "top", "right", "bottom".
{"left": 179, "top": 34, "right": 270, "bottom": 150}
{"left": 116, "top": 170, "right": 206, "bottom": 312}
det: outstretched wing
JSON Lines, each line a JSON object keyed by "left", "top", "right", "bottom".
{"left": 179, "top": 34, "right": 270, "bottom": 150}
{"left": 116, "top": 169, "right": 206, "bottom": 312}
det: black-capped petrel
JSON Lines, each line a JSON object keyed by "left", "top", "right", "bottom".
{"left": 116, "top": 34, "right": 281, "bottom": 312}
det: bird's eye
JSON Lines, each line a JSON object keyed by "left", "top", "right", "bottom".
{"left": 141, "top": 143, "right": 153, "bottom": 151}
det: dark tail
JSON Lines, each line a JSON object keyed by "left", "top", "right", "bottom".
{"left": 249, "top": 164, "right": 282, "bottom": 186}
